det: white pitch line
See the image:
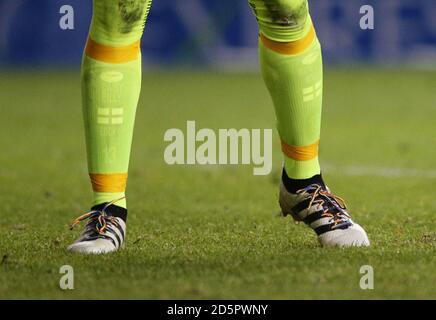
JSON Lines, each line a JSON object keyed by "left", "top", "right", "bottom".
{"left": 323, "top": 164, "right": 436, "bottom": 179}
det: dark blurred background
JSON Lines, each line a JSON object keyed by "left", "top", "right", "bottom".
{"left": 1, "top": 0, "right": 436, "bottom": 68}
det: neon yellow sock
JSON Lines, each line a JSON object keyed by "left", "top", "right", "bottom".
{"left": 82, "top": 0, "right": 152, "bottom": 208}
{"left": 250, "top": 0, "right": 323, "bottom": 179}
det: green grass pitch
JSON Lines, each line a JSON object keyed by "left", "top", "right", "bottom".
{"left": 0, "top": 69, "right": 436, "bottom": 299}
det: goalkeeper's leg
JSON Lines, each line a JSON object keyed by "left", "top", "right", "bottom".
{"left": 68, "top": 0, "right": 152, "bottom": 254}
{"left": 249, "top": 0, "right": 369, "bottom": 247}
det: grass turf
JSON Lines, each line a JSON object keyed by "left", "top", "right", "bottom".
{"left": 0, "top": 69, "right": 436, "bottom": 299}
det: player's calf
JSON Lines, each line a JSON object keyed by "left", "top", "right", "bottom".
{"left": 75, "top": 0, "right": 153, "bottom": 254}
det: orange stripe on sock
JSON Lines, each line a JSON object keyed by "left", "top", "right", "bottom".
{"left": 281, "top": 140, "right": 319, "bottom": 161}
{"left": 89, "top": 173, "right": 128, "bottom": 193}
{"left": 260, "top": 24, "right": 316, "bottom": 55}
{"left": 85, "top": 38, "right": 140, "bottom": 63}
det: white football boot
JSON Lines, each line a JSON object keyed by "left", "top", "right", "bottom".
{"left": 280, "top": 182, "right": 370, "bottom": 247}
{"left": 68, "top": 200, "right": 127, "bottom": 254}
